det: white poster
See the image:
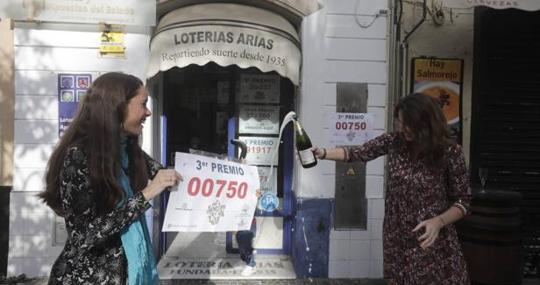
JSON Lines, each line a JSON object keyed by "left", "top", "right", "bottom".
{"left": 162, "top": 153, "right": 260, "bottom": 232}
{"left": 239, "top": 105, "right": 280, "bottom": 134}
{"left": 237, "top": 74, "right": 280, "bottom": 104}
{"left": 327, "top": 113, "right": 376, "bottom": 146}
{"left": 239, "top": 136, "right": 280, "bottom": 166}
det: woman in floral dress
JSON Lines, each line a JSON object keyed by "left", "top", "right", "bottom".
{"left": 39, "top": 72, "right": 183, "bottom": 284}
{"left": 314, "top": 93, "right": 471, "bottom": 284}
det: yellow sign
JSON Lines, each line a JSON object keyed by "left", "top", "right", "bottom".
{"left": 99, "top": 31, "right": 125, "bottom": 54}
{"left": 413, "top": 58, "right": 462, "bottom": 82}
{"left": 412, "top": 58, "right": 463, "bottom": 140}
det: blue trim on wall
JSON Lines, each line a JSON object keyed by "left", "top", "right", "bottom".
{"left": 159, "top": 115, "right": 168, "bottom": 257}
{"left": 160, "top": 115, "right": 167, "bottom": 166}
{"left": 226, "top": 116, "right": 237, "bottom": 254}
{"left": 282, "top": 122, "right": 294, "bottom": 253}
{"left": 291, "top": 198, "right": 332, "bottom": 278}
{"left": 227, "top": 117, "right": 236, "bottom": 159}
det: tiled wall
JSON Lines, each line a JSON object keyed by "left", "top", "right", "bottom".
{"left": 328, "top": 199, "right": 384, "bottom": 278}
{"left": 8, "top": 26, "right": 150, "bottom": 277}
{"left": 299, "top": 0, "right": 389, "bottom": 278}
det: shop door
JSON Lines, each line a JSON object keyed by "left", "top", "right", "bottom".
{"left": 160, "top": 63, "right": 295, "bottom": 259}
{"left": 471, "top": 7, "right": 540, "bottom": 277}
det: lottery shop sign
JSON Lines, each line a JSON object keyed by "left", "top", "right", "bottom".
{"left": 162, "top": 152, "right": 260, "bottom": 232}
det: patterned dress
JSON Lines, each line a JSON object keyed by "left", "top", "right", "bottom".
{"left": 48, "top": 147, "right": 162, "bottom": 285}
{"left": 345, "top": 133, "right": 471, "bottom": 285}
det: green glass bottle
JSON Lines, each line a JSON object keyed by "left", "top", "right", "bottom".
{"left": 293, "top": 115, "right": 317, "bottom": 168}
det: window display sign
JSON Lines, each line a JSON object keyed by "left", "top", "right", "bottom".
{"left": 162, "top": 152, "right": 260, "bottom": 232}
{"left": 237, "top": 74, "right": 280, "bottom": 104}
{"left": 411, "top": 58, "right": 463, "bottom": 141}
{"left": 239, "top": 136, "right": 279, "bottom": 166}
{"left": 327, "top": 112, "right": 375, "bottom": 146}
{"left": 257, "top": 166, "right": 278, "bottom": 195}
{"left": 239, "top": 105, "right": 280, "bottom": 134}
{"left": 58, "top": 73, "right": 91, "bottom": 137}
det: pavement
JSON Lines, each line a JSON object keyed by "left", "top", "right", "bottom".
{"left": 3, "top": 275, "right": 540, "bottom": 285}
{"left": 159, "top": 279, "right": 389, "bottom": 285}
{"left": 0, "top": 276, "right": 388, "bottom": 285}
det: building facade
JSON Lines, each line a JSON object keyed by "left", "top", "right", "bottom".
{"left": 5, "top": 0, "right": 537, "bottom": 281}
{"left": 2, "top": 0, "right": 390, "bottom": 279}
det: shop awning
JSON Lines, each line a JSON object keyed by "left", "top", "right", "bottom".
{"left": 442, "top": 0, "right": 540, "bottom": 11}
{"left": 265, "top": 0, "right": 321, "bottom": 17}
{"left": 156, "top": 0, "right": 322, "bottom": 24}
{"left": 146, "top": 3, "right": 301, "bottom": 85}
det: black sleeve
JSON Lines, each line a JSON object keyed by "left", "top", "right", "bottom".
{"left": 143, "top": 151, "right": 163, "bottom": 179}
{"left": 59, "top": 147, "right": 151, "bottom": 254}
{"left": 445, "top": 144, "right": 472, "bottom": 213}
{"left": 344, "top": 133, "right": 397, "bottom": 162}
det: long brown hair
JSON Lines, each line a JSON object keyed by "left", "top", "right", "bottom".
{"left": 39, "top": 72, "right": 149, "bottom": 216}
{"left": 394, "top": 93, "right": 451, "bottom": 165}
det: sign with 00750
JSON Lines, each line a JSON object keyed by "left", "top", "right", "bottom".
{"left": 162, "top": 152, "right": 260, "bottom": 232}
{"left": 327, "top": 112, "right": 376, "bottom": 146}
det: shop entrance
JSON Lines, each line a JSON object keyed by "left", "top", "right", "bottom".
{"left": 471, "top": 8, "right": 540, "bottom": 278}
{"left": 157, "top": 63, "right": 296, "bottom": 279}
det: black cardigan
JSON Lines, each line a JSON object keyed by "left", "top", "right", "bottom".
{"left": 48, "top": 146, "right": 162, "bottom": 285}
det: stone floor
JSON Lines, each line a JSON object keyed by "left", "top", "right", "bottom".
{"left": 0, "top": 276, "right": 388, "bottom": 285}
{"left": 159, "top": 279, "right": 388, "bottom": 285}
{"left": 3, "top": 276, "right": 540, "bottom": 284}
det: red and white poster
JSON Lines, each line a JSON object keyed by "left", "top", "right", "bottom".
{"left": 327, "top": 112, "right": 375, "bottom": 146}
{"left": 162, "top": 152, "right": 260, "bottom": 232}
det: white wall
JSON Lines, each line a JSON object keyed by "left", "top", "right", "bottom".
{"left": 298, "top": 0, "right": 388, "bottom": 278}
{"left": 402, "top": 2, "right": 474, "bottom": 162}
{"left": 8, "top": 25, "right": 151, "bottom": 277}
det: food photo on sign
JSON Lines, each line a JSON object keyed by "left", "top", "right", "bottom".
{"left": 411, "top": 57, "right": 464, "bottom": 142}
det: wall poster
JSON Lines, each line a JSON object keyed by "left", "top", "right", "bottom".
{"left": 237, "top": 74, "right": 280, "bottom": 104}
{"left": 326, "top": 112, "right": 375, "bottom": 146}
{"left": 238, "top": 136, "right": 279, "bottom": 166}
{"left": 238, "top": 105, "right": 280, "bottom": 134}
{"left": 411, "top": 58, "right": 463, "bottom": 142}
{"left": 58, "top": 73, "right": 92, "bottom": 137}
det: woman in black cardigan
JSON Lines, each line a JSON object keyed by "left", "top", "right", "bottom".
{"left": 39, "top": 72, "right": 182, "bottom": 284}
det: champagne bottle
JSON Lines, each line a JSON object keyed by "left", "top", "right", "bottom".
{"left": 293, "top": 115, "right": 317, "bottom": 168}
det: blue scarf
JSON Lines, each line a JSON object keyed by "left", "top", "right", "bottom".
{"left": 118, "top": 139, "right": 159, "bottom": 285}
